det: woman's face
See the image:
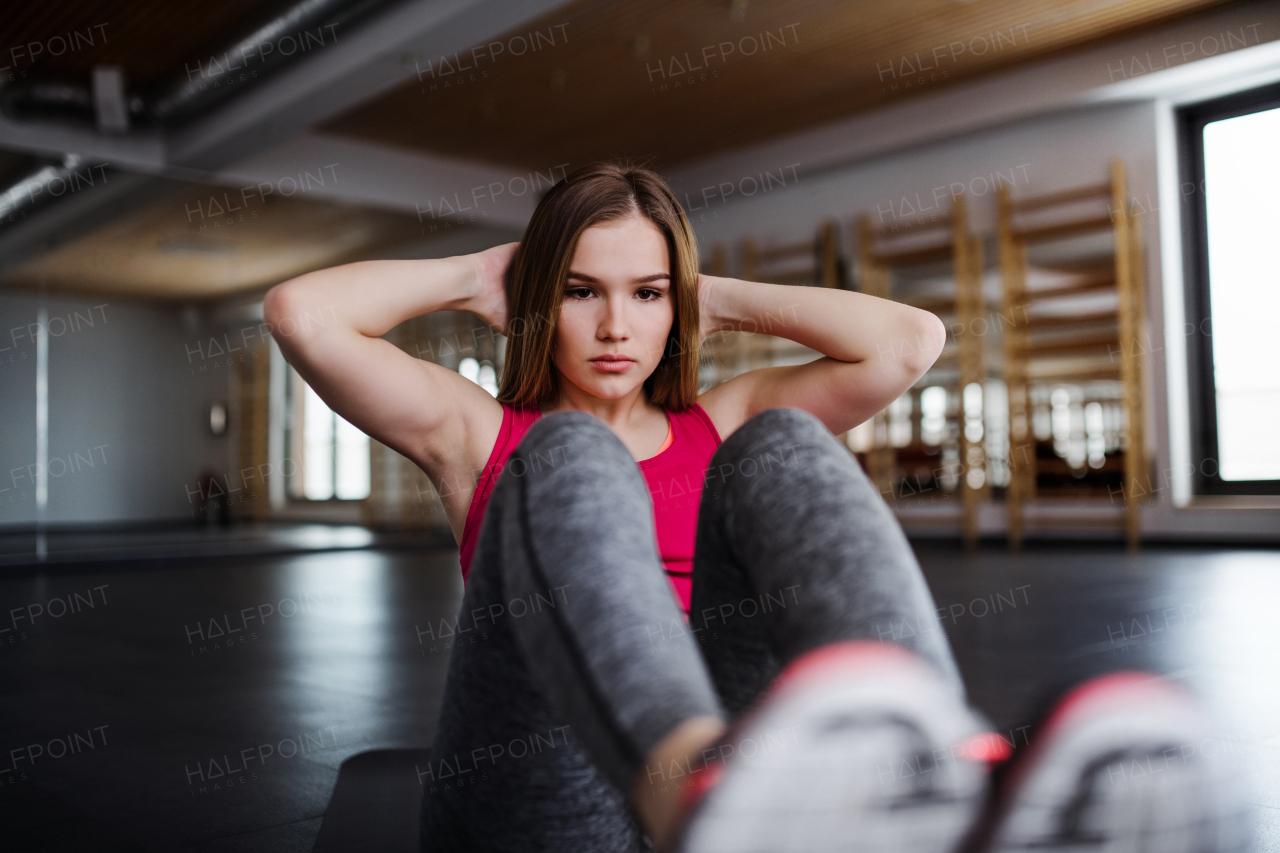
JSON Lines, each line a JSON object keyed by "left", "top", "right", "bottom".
{"left": 551, "top": 213, "right": 675, "bottom": 403}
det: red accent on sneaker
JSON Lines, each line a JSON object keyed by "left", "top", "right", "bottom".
{"left": 1036, "top": 671, "right": 1181, "bottom": 743}
{"left": 961, "top": 732, "right": 1013, "bottom": 763}
{"left": 768, "top": 640, "right": 922, "bottom": 697}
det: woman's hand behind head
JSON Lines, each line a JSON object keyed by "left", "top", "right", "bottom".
{"left": 695, "top": 273, "right": 722, "bottom": 345}
{"left": 467, "top": 242, "right": 519, "bottom": 335}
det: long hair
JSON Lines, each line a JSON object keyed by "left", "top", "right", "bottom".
{"left": 496, "top": 158, "right": 701, "bottom": 411}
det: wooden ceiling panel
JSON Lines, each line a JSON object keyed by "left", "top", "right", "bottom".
{"left": 322, "top": 0, "right": 1240, "bottom": 170}
{"left": 1, "top": 181, "right": 424, "bottom": 299}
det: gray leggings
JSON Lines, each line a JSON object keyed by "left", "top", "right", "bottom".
{"left": 419, "top": 407, "right": 964, "bottom": 852}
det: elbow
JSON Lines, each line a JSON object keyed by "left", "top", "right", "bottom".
{"left": 900, "top": 310, "right": 947, "bottom": 382}
{"left": 262, "top": 282, "right": 291, "bottom": 330}
{"left": 262, "top": 280, "right": 321, "bottom": 349}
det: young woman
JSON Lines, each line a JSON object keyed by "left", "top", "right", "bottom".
{"left": 265, "top": 162, "right": 1245, "bottom": 853}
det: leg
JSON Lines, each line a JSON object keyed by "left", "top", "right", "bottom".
{"left": 652, "top": 408, "right": 991, "bottom": 852}
{"left": 689, "top": 406, "right": 966, "bottom": 717}
{"left": 420, "top": 411, "right": 725, "bottom": 852}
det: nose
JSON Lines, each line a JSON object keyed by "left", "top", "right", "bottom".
{"left": 598, "top": 294, "right": 630, "bottom": 341}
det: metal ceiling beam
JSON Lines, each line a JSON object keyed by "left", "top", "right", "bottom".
{"left": 210, "top": 133, "right": 563, "bottom": 230}
{"left": 0, "top": 0, "right": 569, "bottom": 270}
{"left": 0, "top": 0, "right": 569, "bottom": 170}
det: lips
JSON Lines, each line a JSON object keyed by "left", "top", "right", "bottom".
{"left": 589, "top": 354, "right": 635, "bottom": 373}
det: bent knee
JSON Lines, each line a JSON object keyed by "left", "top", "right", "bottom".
{"left": 521, "top": 410, "right": 602, "bottom": 447}
{"left": 515, "top": 410, "right": 630, "bottom": 468}
{"left": 727, "top": 406, "right": 829, "bottom": 452}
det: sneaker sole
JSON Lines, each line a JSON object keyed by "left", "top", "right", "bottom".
{"left": 676, "top": 641, "right": 992, "bottom": 853}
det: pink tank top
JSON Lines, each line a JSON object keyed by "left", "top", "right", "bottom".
{"left": 457, "top": 403, "right": 723, "bottom": 612}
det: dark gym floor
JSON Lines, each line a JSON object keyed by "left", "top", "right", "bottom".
{"left": 1, "top": 535, "right": 1277, "bottom": 852}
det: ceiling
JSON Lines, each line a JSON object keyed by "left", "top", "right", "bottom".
{"left": 2, "top": 181, "right": 424, "bottom": 299}
{"left": 2, "top": 0, "right": 273, "bottom": 89}
{"left": 0, "top": 0, "right": 1253, "bottom": 300}
{"left": 323, "top": 0, "right": 1239, "bottom": 170}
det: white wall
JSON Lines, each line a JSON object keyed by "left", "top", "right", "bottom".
{"left": 685, "top": 101, "right": 1159, "bottom": 259}
{"left": 0, "top": 290, "right": 230, "bottom": 527}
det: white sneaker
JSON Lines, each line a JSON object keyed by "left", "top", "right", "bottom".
{"left": 969, "top": 672, "right": 1252, "bottom": 853}
{"left": 672, "top": 640, "right": 1001, "bottom": 853}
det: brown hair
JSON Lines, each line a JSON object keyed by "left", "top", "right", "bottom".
{"left": 496, "top": 158, "right": 701, "bottom": 411}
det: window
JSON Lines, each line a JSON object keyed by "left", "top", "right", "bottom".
{"left": 284, "top": 367, "right": 370, "bottom": 500}
{"left": 458, "top": 357, "right": 498, "bottom": 396}
{"left": 1179, "top": 81, "right": 1280, "bottom": 495}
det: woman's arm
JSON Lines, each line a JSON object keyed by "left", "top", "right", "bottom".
{"left": 262, "top": 244, "right": 516, "bottom": 476}
{"left": 695, "top": 275, "right": 946, "bottom": 438}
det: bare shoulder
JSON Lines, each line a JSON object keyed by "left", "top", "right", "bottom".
{"left": 430, "top": 378, "right": 505, "bottom": 474}
{"left": 407, "top": 371, "right": 505, "bottom": 540}
{"left": 696, "top": 360, "right": 826, "bottom": 440}
{"left": 695, "top": 375, "right": 754, "bottom": 441}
